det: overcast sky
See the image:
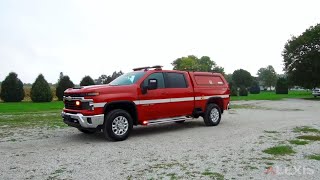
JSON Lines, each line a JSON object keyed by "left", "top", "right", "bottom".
{"left": 0, "top": 0, "right": 319, "bottom": 84}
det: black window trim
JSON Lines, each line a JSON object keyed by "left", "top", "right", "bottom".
{"left": 141, "top": 72, "right": 166, "bottom": 89}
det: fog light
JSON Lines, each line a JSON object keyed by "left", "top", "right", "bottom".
{"left": 75, "top": 100, "right": 81, "bottom": 106}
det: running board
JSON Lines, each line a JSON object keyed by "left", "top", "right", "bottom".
{"left": 147, "top": 116, "right": 192, "bottom": 125}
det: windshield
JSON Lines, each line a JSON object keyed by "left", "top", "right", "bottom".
{"left": 109, "top": 71, "right": 146, "bottom": 86}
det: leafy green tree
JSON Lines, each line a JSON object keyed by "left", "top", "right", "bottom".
{"left": 0, "top": 72, "right": 25, "bottom": 102}
{"left": 172, "top": 55, "right": 224, "bottom": 73}
{"left": 212, "top": 66, "right": 225, "bottom": 75}
{"left": 198, "top": 56, "right": 215, "bottom": 72}
{"left": 172, "top": 55, "right": 199, "bottom": 71}
{"left": 56, "top": 76, "right": 74, "bottom": 101}
{"left": 232, "top": 69, "right": 253, "bottom": 88}
{"left": 224, "top": 74, "right": 233, "bottom": 84}
{"left": 80, "top": 76, "right": 95, "bottom": 86}
{"left": 276, "top": 77, "right": 288, "bottom": 94}
{"left": 257, "top": 65, "right": 277, "bottom": 90}
{"left": 95, "top": 74, "right": 108, "bottom": 84}
{"left": 31, "top": 74, "right": 53, "bottom": 102}
{"left": 283, "top": 24, "right": 320, "bottom": 88}
{"left": 95, "top": 71, "right": 124, "bottom": 84}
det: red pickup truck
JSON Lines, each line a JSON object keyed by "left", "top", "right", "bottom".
{"left": 62, "top": 66, "right": 230, "bottom": 141}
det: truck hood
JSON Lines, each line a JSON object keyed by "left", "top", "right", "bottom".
{"left": 64, "top": 84, "right": 136, "bottom": 95}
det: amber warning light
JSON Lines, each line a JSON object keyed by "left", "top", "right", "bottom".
{"left": 75, "top": 101, "right": 81, "bottom": 106}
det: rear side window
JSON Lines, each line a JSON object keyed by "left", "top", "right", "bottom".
{"left": 143, "top": 72, "right": 165, "bottom": 88}
{"left": 195, "top": 75, "right": 224, "bottom": 85}
{"left": 165, "top": 72, "right": 187, "bottom": 88}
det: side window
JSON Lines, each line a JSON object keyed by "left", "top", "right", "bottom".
{"left": 165, "top": 72, "right": 187, "bottom": 88}
{"left": 143, "top": 73, "right": 165, "bottom": 88}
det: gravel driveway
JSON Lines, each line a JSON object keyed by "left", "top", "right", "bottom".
{"left": 1, "top": 99, "right": 319, "bottom": 180}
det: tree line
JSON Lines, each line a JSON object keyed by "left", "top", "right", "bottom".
{"left": 0, "top": 71, "right": 123, "bottom": 102}
{"left": 172, "top": 55, "right": 287, "bottom": 96}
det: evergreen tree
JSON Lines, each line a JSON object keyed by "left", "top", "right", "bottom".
{"left": 80, "top": 76, "right": 95, "bottom": 86}
{"left": 31, "top": 74, "right": 53, "bottom": 102}
{"left": 0, "top": 72, "right": 25, "bottom": 102}
{"left": 56, "top": 76, "right": 74, "bottom": 101}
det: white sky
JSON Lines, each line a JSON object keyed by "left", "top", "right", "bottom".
{"left": 0, "top": 0, "right": 319, "bottom": 84}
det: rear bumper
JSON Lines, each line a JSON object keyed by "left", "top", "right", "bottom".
{"left": 61, "top": 112, "right": 104, "bottom": 128}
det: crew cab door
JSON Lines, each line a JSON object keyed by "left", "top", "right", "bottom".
{"left": 137, "top": 72, "right": 170, "bottom": 120}
{"left": 164, "top": 72, "right": 194, "bottom": 117}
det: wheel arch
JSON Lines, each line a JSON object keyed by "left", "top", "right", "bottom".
{"left": 104, "top": 101, "right": 138, "bottom": 125}
{"left": 206, "top": 97, "right": 224, "bottom": 113}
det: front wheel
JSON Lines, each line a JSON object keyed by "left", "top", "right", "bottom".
{"left": 103, "top": 109, "right": 133, "bottom": 141}
{"left": 203, "top": 104, "right": 221, "bottom": 126}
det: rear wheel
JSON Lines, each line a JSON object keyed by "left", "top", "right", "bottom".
{"left": 103, "top": 109, "right": 133, "bottom": 141}
{"left": 203, "top": 104, "right": 221, "bottom": 126}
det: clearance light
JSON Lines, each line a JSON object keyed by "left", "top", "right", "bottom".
{"left": 142, "top": 121, "right": 148, "bottom": 125}
{"left": 75, "top": 100, "right": 81, "bottom": 106}
{"left": 87, "top": 92, "right": 100, "bottom": 96}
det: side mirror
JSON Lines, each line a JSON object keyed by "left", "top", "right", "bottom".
{"left": 148, "top": 79, "right": 158, "bottom": 90}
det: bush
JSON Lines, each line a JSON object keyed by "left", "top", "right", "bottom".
{"left": 80, "top": 76, "right": 95, "bottom": 86}
{"left": 230, "top": 86, "right": 238, "bottom": 96}
{"left": 249, "top": 81, "right": 260, "bottom": 94}
{"left": 56, "top": 76, "right": 74, "bottom": 101}
{"left": 239, "top": 86, "right": 248, "bottom": 96}
{"left": 0, "top": 72, "right": 25, "bottom": 102}
{"left": 276, "top": 77, "right": 288, "bottom": 94}
{"left": 31, "top": 74, "right": 53, "bottom": 102}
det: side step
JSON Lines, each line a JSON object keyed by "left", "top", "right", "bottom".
{"left": 147, "top": 116, "right": 192, "bottom": 125}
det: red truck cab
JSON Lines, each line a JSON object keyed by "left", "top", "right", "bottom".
{"left": 62, "top": 66, "right": 230, "bottom": 141}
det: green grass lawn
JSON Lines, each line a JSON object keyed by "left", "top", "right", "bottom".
{"left": 231, "top": 90, "right": 313, "bottom": 101}
{"left": 0, "top": 101, "right": 66, "bottom": 131}
{"left": 0, "top": 101, "right": 63, "bottom": 114}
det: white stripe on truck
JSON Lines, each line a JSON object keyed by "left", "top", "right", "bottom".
{"left": 134, "top": 95, "right": 229, "bottom": 105}
{"left": 91, "top": 95, "right": 229, "bottom": 107}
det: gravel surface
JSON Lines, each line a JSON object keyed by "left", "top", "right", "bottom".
{"left": 1, "top": 99, "right": 320, "bottom": 180}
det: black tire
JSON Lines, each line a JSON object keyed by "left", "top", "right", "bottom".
{"left": 103, "top": 109, "right": 133, "bottom": 141}
{"left": 78, "top": 128, "right": 96, "bottom": 134}
{"left": 203, "top": 103, "right": 221, "bottom": 126}
{"left": 175, "top": 120, "right": 185, "bottom": 123}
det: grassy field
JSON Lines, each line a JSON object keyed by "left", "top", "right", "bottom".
{"left": 231, "top": 90, "right": 313, "bottom": 101}
{"left": 0, "top": 101, "right": 65, "bottom": 130}
{"left": 0, "top": 101, "right": 63, "bottom": 114}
